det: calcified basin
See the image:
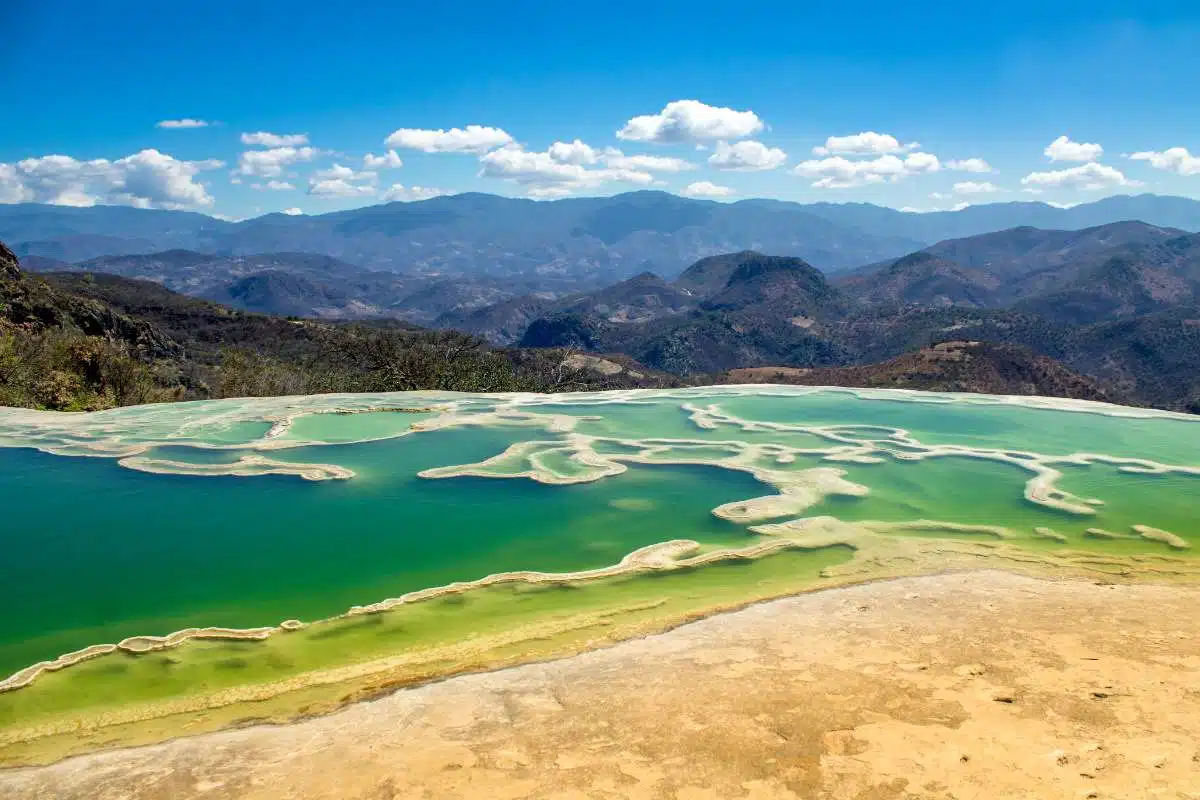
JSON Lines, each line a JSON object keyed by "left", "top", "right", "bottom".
{"left": 0, "top": 385, "right": 1197, "bottom": 765}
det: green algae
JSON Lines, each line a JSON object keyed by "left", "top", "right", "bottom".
{"left": 0, "top": 545, "right": 853, "bottom": 734}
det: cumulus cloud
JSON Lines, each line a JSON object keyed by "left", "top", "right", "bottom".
{"left": 793, "top": 152, "right": 940, "bottom": 188}
{"left": 480, "top": 145, "right": 596, "bottom": 185}
{"left": 307, "top": 164, "right": 379, "bottom": 198}
{"left": 0, "top": 149, "right": 223, "bottom": 209}
{"left": 380, "top": 184, "right": 449, "bottom": 202}
{"left": 1044, "top": 135, "right": 1102, "bottom": 163}
{"left": 241, "top": 132, "right": 310, "bottom": 147}
{"left": 707, "top": 140, "right": 787, "bottom": 171}
{"left": 547, "top": 139, "right": 601, "bottom": 165}
{"left": 953, "top": 181, "right": 1001, "bottom": 194}
{"left": 681, "top": 181, "right": 735, "bottom": 198}
{"left": 515, "top": 140, "right": 694, "bottom": 175}
{"left": 946, "top": 158, "right": 994, "bottom": 173}
{"left": 235, "top": 146, "right": 320, "bottom": 178}
{"left": 617, "top": 100, "right": 763, "bottom": 144}
{"left": 478, "top": 144, "right": 659, "bottom": 193}
{"left": 1020, "top": 162, "right": 1135, "bottom": 190}
{"left": 156, "top": 119, "right": 211, "bottom": 129}
{"left": 601, "top": 149, "right": 694, "bottom": 173}
{"left": 281, "top": 207, "right": 304, "bottom": 215}
{"left": 363, "top": 150, "right": 404, "bottom": 169}
{"left": 385, "top": 125, "right": 513, "bottom": 154}
{"left": 1129, "top": 147, "right": 1200, "bottom": 176}
{"left": 812, "top": 132, "right": 917, "bottom": 157}
{"left": 251, "top": 180, "right": 295, "bottom": 191}
{"left": 307, "top": 179, "right": 376, "bottom": 198}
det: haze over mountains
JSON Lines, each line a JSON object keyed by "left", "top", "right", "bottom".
{"left": 7, "top": 191, "right": 1200, "bottom": 277}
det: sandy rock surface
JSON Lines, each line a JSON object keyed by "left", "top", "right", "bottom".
{"left": 3, "top": 570, "right": 1199, "bottom": 800}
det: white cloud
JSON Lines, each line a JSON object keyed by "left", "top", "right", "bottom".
{"left": 1020, "top": 162, "right": 1136, "bottom": 190}
{"left": 479, "top": 144, "right": 657, "bottom": 192}
{"left": 312, "top": 164, "right": 375, "bottom": 181}
{"left": 251, "top": 180, "right": 296, "bottom": 191}
{"left": 1044, "top": 135, "right": 1103, "bottom": 163}
{"left": 793, "top": 152, "right": 940, "bottom": 188}
{"left": 385, "top": 125, "right": 513, "bottom": 154}
{"left": 541, "top": 140, "right": 694, "bottom": 172}
{"left": 307, "top": 164, "right": 379, "bottom": 198}
{"left": 156, "top": 119, "right": 211, "bottom": 129}
{"left": 548, "top": 139, "right": 601, "bottom": 165}
{"left": 363, "top": 150, "right": 404, "bottom": 169}
{"left": 617, "top": 100, "right": 763, "bottom": 144}
{"left": 527, "top": 186, "right": 574, "bottom": 199}
{"left": 480, "top": 145, "right": 593, "bottom": 185}
{"left": 946, "top": 158, "right": 993, "bottom": 173}
{"left": 241, "top": 132, "right": 310, "bottom": 147}
{"left": 812, "top": 132, "right": 917, "bottom": 157}
{"left": 0, "top": 149, "right": 223, "bottom": 209}
{"left": 929, "top": 192, "right": 950, "bottom": 200}
{"left": 953, "top": 181, "right": 1001, "bottom": 194}
{"left": 680, "top": 180, "right": 735, "bottom": 198}
{"left": 307, "top": 179, "right": 376, "bottom": 198}
{"left": 904, "top": 152, "right": 940, "bottom": 174}
{"left": 281, "top": 207, "right": 304, "bottom": 215}
{"left": 601, "top": 149, "right": 694, "bottom": 173}
{"left": 235, "top": 146, "right": 319, "bottom": 178}
{"left": 380, "top": 184, "right": 449, "bottom": 202}
{"left": 1129, "top": 147, "right": 1200, "bottom": 176}
{"left": 707, "top": 140, "right": 787, "bottom": 171}
{"left": 951, "top": 202, "right": 971, "bottom": 211}
{"left": 0, "top": 163, "right": 35, "bottom": 203}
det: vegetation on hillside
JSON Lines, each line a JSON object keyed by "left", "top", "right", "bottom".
{"left": 0, "top": 242, "right": 675, "bottom": 411}
{"left": 722, "top": 341, "right": 1113, "bottom": 403}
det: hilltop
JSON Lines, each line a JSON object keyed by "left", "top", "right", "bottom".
{"left": 505, "top": 237, "right": 1200, "bottom": 412}
{"left": 724, "top": 341, "right": 1113, "bottom": 402}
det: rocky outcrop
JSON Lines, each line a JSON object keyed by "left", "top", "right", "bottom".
{"left": 0, "top": 239, "right": 180, "bottom": 358}
{"left": 0, "top": 241, "right": 20, "bottom": 281}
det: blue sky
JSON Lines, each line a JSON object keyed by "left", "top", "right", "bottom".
{"left": 2, "top": 0, "right": 1199, "bottom": 219}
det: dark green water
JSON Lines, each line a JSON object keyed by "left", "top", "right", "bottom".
{"left": 0, "top": 425, "right": 763, "bottom": 675}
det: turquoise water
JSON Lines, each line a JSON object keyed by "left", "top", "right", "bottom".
{"left": 716, "top": 392, "right": 1200, "bottom": 463}
{"left": 0, "top": 387, "right": 1197, "bottom": 681}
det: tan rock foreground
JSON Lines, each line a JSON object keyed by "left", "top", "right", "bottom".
{"left": 3, "top": 570, "right": 1199, "bottom": 799}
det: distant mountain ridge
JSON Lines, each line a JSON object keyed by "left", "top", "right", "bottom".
{"left": 3, "top": 191, "right": 1198, "bottom": 282}
{"left": 5, "top": 237, "right": 1198, "bottom": 414}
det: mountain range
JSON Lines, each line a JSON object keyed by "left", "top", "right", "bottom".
{"left": 503, "top": 223, "right": 1200, "bottom": 411}
{"left": 3, "top": 192, "right": 1199, "bottom": 413}
{"left": 6, "top": 191, "right": 1200, "bottom": 283}
{"left": 0, "top": 241, "right": 1127, "bottom": 415}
